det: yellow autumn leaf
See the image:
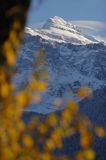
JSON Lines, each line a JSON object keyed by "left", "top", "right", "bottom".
{"left": 0, "top": 69, "right": 5, "bottom": 82}
{"left": 61, "top": 109, "right": 72, "bottom": 124}
{"left": 77, "top": 87, "right": 92, "bottom": 98}
{"left": 6, "top": 50, "right": 16, "bottom": 65}
{"left": 46, "top": 139, "right": 55, "bottom": 150}
{"left": 47, "top": 114, "right": 58, "bottom": 127}
{"left": 16, "top": 92, "right": 29, "bottom": 106}
{"left": 30, "top": 80, "right": 47, "bottom": 92}
{"left": 9, "top": 31, "right": 20, "bottom": 47}
{"left": 38, "top": 124, "right": 48, "bottom": 134}
{"left": 2, "top": 148, "right": 14, "bottom": 160}
{"left": 66, "top": 100, "right": 78, "bottom": 113}
{"left": 80, "top": 132, "right": 92, "bottom": 148}
{"left": 83, "top": 149, "right": 96, "bottom": 160}
{"left": 95, "top": 126, "right": 105, "bottom": 138}
{"left": 37, "top": 81, "right": 47, "bottom": 92}
{"left": 23, "top": 135, "right": 33, "bottom": 148}
{"left": 41, "top": 153, "right": 51, "bottom": 160}
{"left": 0, "top": 83, "right": 10, "bottom": 98}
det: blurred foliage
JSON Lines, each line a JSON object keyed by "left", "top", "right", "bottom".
{"left": 0, "top": 1, "right": 105, "bottom": 160}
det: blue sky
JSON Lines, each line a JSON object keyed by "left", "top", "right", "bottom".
{"left": 27, "top": 0, "right": 106, "bottom": 37}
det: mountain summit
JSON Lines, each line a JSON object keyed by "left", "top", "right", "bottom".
{"left": 42, "top": 16, "right": 75, "bottom": 29}
{"left": 26, "top": 16, "right": 98, "bottom": 44}
{"left": 43, "top": 16, "right": 67, "bottom": 27}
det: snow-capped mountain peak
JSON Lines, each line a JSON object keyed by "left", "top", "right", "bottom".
{"left": 42, "top": 16, "right": 79, "bottom": 32}
{"left": 43, "top": 16, "right": 69, "bottom": 28}
{"left": 25, "top": 16, "right": 100, "bottom": 45}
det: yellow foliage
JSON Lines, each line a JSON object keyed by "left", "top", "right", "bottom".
{"left": 95, "top": 126, "right": 106, "bottom": 138}
{"left": 50, "top": 130, "right": 63, "bottom": 148}
{"left": 83, "top": 149, "right": 96, "bottom": 160}
{"left": 0, "top": 83, "right": 10, "bottom": 98}
{"left": 36, "top": 80, "right": 47, "bottom": 92}
{"left": 46, "top": 113, "right": 58, "bottom": 127}
{"left": 16, "top": 91, "right": 31, "bottom": 107}
{"left": 66, "top": 100, "right": 78, "bottom": 113}
{"left": 29, "top": 80, "right": 47, "bottom": 92}
{"left": 77, "top": 87, "right": 92, "bottom": 98}
{"left": 2, "top": 147, "right": 15, "bottom": 160}
{"left": 76, "top": 149, "right": 96, "bottom": 160}
{"left": 38, "top": 124, "right": 48, "bottom": 134}
{"left": 61, "top": 109, "right": 72, "bottom": 124}
{"left": 3, "top": 41, "right": 16, "bottom": 65}
{"left": 41, "top": 153, "right": 51, "bottom": 160}
{"left": 0, "top": 69, "right": 6, "bottom": 82}
{"left": 22, "top": 135, "right": 33, "bottom": 148}
{"left": 46, "top": 139, "right": 55, "bottom": 150}
{"left": 80, "top": 132, "right": 93, "bottom": 149}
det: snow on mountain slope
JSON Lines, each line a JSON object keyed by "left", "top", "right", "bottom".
{"left": 26, "top": 16, "right": 98, "bottom": 44}
{"left": 13, "top": 16, "right": 106, "bottom": 114}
